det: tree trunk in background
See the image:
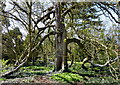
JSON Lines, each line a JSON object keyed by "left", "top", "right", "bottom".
{"left": 63, "top": 30, "right": 69, "bottom": 71}
{"left": 55, "top": 2, "right": 65, "bottom": 71}
{"left": 43, "top": 53, "right": 47, "bottom": 67}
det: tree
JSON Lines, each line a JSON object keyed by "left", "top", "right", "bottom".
{"left": 2, "top": 27, "right": 23, "bottom": 64}
{"left": 0, "top": 1, "right": 120, "bottom": 78}
{"left": 54, "top": 2, "right": 66, "bottom": 71}
{"left": 0, "top": 0, "right": 56, "bottom": 77}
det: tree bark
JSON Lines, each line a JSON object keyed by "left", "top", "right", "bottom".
{"left": 89, "top": 56, "right": 120, "bottom": 67}
{"left": 54, "top": 2, "right": 65, "bottom": 71}
{"left": 63, "top": 30, "right": 68, "bottom": 71}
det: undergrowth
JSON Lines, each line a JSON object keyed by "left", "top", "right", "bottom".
{"left": 51, "top": 62, "right": 120, "bottom": 84}
{"left": 1, "top": 62, "right": 120, "bottom": 84}
{"left": 51, "top": 72, "right": 84, "bottom": 83}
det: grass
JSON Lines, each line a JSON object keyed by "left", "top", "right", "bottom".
{"left": 51, "top": 72, "right": 84, "bottom": 83}
{"left": 18, "top": 63, "right": 119, "bottom": 84}
{"left": 1, "top": 62, "right": 119, "bottom": 84}
{"left": 0, "top": 78, "right": 6, "bottom": 81}
{"left": 85, "top": 77, "right": 120, "bottom": 84}
{"left": 13, "top": 66, "right": 53, "bottom": 78}
{"left": 21, "top": 66, "right": 52, "bottom": 71}
{"left": 51, "top": 62, "right": 120, "bottom": 84}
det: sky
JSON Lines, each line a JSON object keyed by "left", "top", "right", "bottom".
{"left": 3, "top": 0, "right": 119, "bottom": 40}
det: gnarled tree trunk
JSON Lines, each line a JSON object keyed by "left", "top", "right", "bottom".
{"left": 54, "top": 2, "right": 66, "bottom": 71}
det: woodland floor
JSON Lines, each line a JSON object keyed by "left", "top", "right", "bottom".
{"left": 0, "top": 62, "right": 120, "bottom": 85}
{"left": 1, "top": 75, "right": 58, "bottom": 83}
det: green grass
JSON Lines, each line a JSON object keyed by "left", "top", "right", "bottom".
{"left": 69, "top": 62, "right": 95, "bottom": 76}
{"left": 85, "top": 77, "right": 120, "bottom": 84}
{"left": 0, "top": 78, "right": 6, "bottom": 81}
{"left": 21, "top": 66, "right": 52, "bottom": 71}
{"left": 16, "top": 66, "right": 53, "bottom": 77}
{"left": 51, "top": 72, "right": 84, "bottom": 83}
{"left": 50, "top": 62, "right": 120, "bottom": 83}
{"left": 0, "top": 69, "right": 9, "bottom": 73}
{"left": 1, "top": 62, "right": 119, "bottom": 84}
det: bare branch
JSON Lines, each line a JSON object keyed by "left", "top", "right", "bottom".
{"left": 0, "top": 12, "right": 27, "bottom": 29}
{"left": 12, "top": 1, "right": 28, "bottom": 15}
{"left": 97, "top": 2, "right": 120, "bottom": 24}
{"left": 31, "top": 31, "right": 57, "bottom": 52}
{"left": 38, "top": 25, "right": 55, "bottom": 31}
{"left": 15, "top": 9, "right": 28, "bottom": 26}
{"left": 0, "top": 58, "right": 27, "bottom": 77}
{"left": 89, "top": 56, "right": 120, "bottom": 67}
{"left": 95, "top": 4, "right": 114, "bottom": 23}
{"left": 35, "top": 10, "right": 55, "bottom": 26}
{"left": 62, "top": 4, "right": 76, "bottom": 17}
{"left": 66, "top": 38, "right": 84, "bottom": 48}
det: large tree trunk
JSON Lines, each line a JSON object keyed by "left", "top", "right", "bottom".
{"left": 54, "top": 2, "right": 65, "bottom": 71}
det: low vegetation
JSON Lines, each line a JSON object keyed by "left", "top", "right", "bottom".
{"left": 0, "top": 63, "right": 120, "bottom": 84}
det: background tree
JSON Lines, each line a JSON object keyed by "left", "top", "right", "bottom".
{"left": 2, "top": 27, "right": 23, "bottom": 64}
